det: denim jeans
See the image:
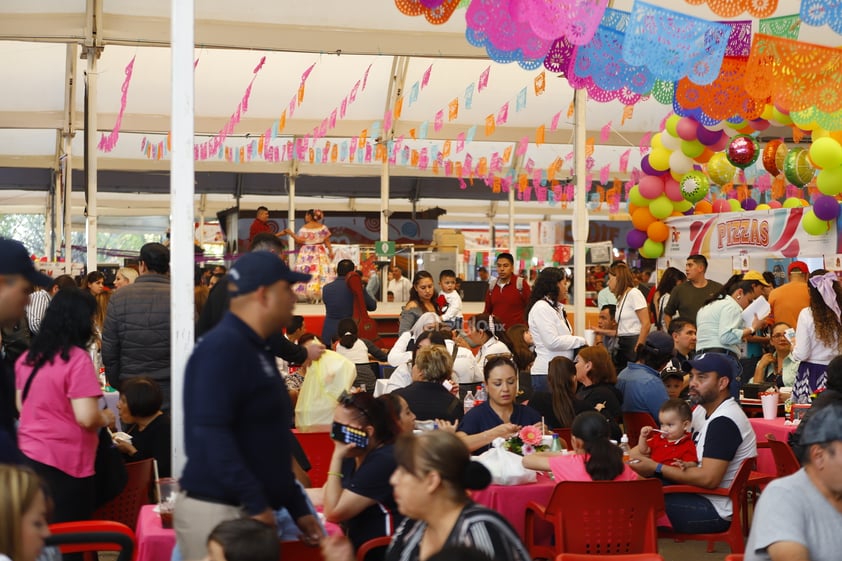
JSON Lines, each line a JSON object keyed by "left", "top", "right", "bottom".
{"left": 664, "top": 493, "right": 731, "bottom": 534}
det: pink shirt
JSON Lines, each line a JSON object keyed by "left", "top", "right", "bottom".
{"left": 16, "top": 346, "right": 103, "bottom": 477}
{"left": 549, "top": 453, "right": 639, "bottom": 482}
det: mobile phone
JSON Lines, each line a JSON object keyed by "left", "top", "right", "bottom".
{"left": 783, "top": 327, "right": 796, "bottom": 345}
{"left": 330, "top": 422, "right": 369, "bottom": 448}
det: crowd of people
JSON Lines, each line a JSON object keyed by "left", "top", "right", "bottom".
{"left": 3, "top": 231, "right": 842, "bottom": 561}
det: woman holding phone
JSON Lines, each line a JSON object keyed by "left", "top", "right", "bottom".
{"left": 323, "top": 391, "right": 403, "bottom": 555}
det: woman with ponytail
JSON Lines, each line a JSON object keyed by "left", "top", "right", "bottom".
{"left": 523, "top": 411, "right": 637, "bottom": 483}
{"left": 386, "top": 431, "right": 531, "bottom": 561}
{"left": 791, "top": 269, "right": 842, "bottom": 403}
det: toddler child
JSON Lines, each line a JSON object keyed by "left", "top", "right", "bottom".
{"left": 437, "top": 269, "right": 463, "bottom": 330}
{"left": 635, "top": 398, "right": 697, "bottom": 471}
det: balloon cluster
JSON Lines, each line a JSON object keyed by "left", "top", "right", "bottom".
{"left": 803, "top": 132, "right": 842, "bottom": 235}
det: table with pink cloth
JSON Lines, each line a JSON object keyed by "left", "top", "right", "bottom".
{"left": 749, "top": 417, "right": 797, "bottom": 474}
{"left": 470, "top": 474, "right": 556, "bottom": 542}
{"left": 135, "top": 503, "right": 343, "bottom": 561}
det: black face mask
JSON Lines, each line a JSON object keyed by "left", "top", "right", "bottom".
{"left": 331, "top": 421, "right": 369, "bottom": 449}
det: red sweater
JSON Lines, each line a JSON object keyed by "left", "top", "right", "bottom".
{"left": 483, "top": 278, "right": 531, "bottom": 330}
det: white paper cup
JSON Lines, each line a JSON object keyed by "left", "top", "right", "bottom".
{"left": 761, "top": 393, "right": 779, "bottom": 420}
{"left": 583, "top": 329, "right": 596, "bottom": 347}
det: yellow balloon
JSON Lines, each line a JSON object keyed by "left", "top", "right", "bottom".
{"left": 707, "top": 152, "right": 736, "bottom": 186}
{"left": 756, "top": 204, "right": 771, "bottom": 210}
{"left": 649, "top": 148, "right": 672, "bottom": 171}
{"left": 813, "top": 127, "right": 831, "bottom": 139}
{"left": 761, "top": 105, "right": 775, "bottom": 121}
{"left": 651, "top": 133, "right": 664, "bottom": 150}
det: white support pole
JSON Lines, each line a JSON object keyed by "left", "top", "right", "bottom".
{"left": 508, "top": 182, "right": 516, "bottom": 255}
{"left": 572, "top": 88, "right": 589, "bottom": 336}
{"left": 63, "top": 136, "right": 73, "bottom": 273}
{"left": 85, "top": 53, "right": 98, "bottom": 274}
{"left": 288, "top": 174, "right": 296, "bottom": 261}
{"left": 170, "top": 0, "right": 195, "bottom": 478}
{"left": 380, "top": 158, "right": 390, "bottom": 299}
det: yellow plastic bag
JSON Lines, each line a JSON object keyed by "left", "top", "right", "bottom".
{"left": 294, "top": 350, "right": 356, "bottom": 430}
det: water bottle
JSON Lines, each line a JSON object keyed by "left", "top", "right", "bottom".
{"left": 619, "top": 433, "right": 631, "bottom": 463}
{"left": 474, "top": 385, "right": 486, "bottom": 407}
{"left": 550, "top": 433, "right": 563, "bottom": 452}
{"left": 464, "top": 391, "right": 475, "bottom": 414}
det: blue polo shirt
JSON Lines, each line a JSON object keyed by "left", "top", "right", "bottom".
{"left": 457, "top": 401, "right": 542, "bottom": 454}
{"left": 616, "top": 362, "right": 669, "bottom": 421}
{"left": 180, "top": 312, "right": 309, "bottom": 518}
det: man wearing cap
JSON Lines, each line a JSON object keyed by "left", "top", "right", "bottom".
{"left": 745, "top": 403, "right": 842, "bottom": 561}
{"left": 629, "top": 352, "right": 756, "bottom": 534}
{"left": 616, "top": 331, "right": 673, "bottom": 420}
{"left": 742, "top": 271, "right": 773, "bottom": 368}
{"left": 175, "top": 251, "right": 324, "bottom": 560}
{"left": 768, "top": 261, "right": 810, "bottom": 329}
{"left": 0, "top": 238, "right": 54, "bottom": 462}
{"left": 663, "top": 254, "right": 723, "bottom": 329}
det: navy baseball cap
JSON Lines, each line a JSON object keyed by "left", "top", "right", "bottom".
{"left": 227, "top": 251, "right": 310, "bottom": 296}
{"left": 682, "top": 352, "right": 738, "bottom": 381}
{"left": 645, "top": 331, "right": 674, "bottom": 355}
{"left": 0, "top": 238, "right": 53, "bottom": 287}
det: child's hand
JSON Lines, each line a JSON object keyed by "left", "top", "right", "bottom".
{"left": 639, "top": 426, "right": 653, "bottom": 440}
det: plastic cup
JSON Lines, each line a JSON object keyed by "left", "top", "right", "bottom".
{"left": 157, "top": 478, "right": 179, "bottom": 528}
{"left": 583, "top": 329, "right": 596, "bottom": 347}
{"left": 761, "top": 393, "right": 779, "bottom": 420}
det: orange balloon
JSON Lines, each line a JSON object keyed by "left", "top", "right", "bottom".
{"left": 628, "top": 202, "right": 640, "bottom": 215}
{"left": 694, "top": 200, "right": 713, "bottom": 214}
{"left": 647, "top": 220, "right": 669, "bottom": 242}
{"left": 632, "top": 207, "right": 657, "bottom": 231}
{"left": 671, "top": 211, "right": 684, "bottom": 216}
{"left": 738, "top": 126, "right": 753, "bottom": 135}
{"left": 831, "top": 130, "right": 842, "bottom": 143}
{"left": 695, "top": 148, "right": 714, "bottom": 164}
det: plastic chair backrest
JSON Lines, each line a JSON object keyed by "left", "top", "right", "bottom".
{"left": 47, "top": 520, "right": 136, "bottom": 561}
{"left": 724, "top": 555, "right": 744, "bottom": 561}
{"left": 557, "top": 554, "right": 665, "bottom": 561}
{"left": 280, "top": 540, "right": 325, "bottom": 561}
{"left": 544, "top": 479, "right": 664, "bottom": 555}
{"left": 765, "top": 434, "right": 800, "bottom": 477}
{"left": 295, "top": 431, "right": 334, "bottom": 488}
{"left": 356, "top": 536, "right": 392, "bottom": 561}
{"left": 622, "top": 412, "right": 658, "bottom": 445}
{"left": 92, "top": 458, "right": 155, "bottom": 530}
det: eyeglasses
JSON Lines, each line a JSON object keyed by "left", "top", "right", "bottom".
{"left": 771, "top": 333, "right": 788, "bottom": 340}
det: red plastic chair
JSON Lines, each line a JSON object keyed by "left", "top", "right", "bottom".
{"left": 658, "top": 459, "right": 753, "bottom": 554}
{"left": 47, "top": 520, "right": 136, "bottom": 561}
{"left": 280, "top": 540, "right": 325, "bottom": 561}
{"left": 552, "top": 428, "right": 573, "bottom": 449}
{"left": 295, "top": 431, "right": 334, "bottom": 488}
{"left": 556, "top": 554, "right": 665, "bottom": 561}
{"left": 525, "top": 479, "right": 664, "bottom": 560}
{"left": 765, "top": 434, "right": 800, "bottom": 477}
{"left": 356, "top": 536, "right": 392, "bottom": 561}
{"left": 92, "top": 459, "right": 155, "bottom": 531}
{"left": 622, "top": 412, "right": 658, "bottom": 446}
{"left": 724, "top": 555, "right": 744, "bottom": 561}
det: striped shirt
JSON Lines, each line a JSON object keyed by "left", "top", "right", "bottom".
{"left": 26, "top": 290, "right": 51, "bottom": 335}
{"left": 386, "top": 502, "right": 530, "bottom": 561}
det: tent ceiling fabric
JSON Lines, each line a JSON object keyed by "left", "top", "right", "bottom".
{"left": 0, "top": 1, "right": 839, "bottom": 220}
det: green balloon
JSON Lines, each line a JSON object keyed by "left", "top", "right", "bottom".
{"left": 802, "top": 210, "right": 830, "bottom": 236}
{"left": 649, "top": 195, "right": 675, "bottom": 219}
{"left": 817, "top": 166, "right": 842, "bottom": 196}
{"left": 665, "top": 115, "right": 681, "bottom": 138}
{"left": 629, "top": 185, "right": 652, "bottom": 207}
{"left": 680, "top": 171, "right": 710, "bottom": 203}
{"left": 674, "top": 199, "right": 693, "bottom": 212}
{"left": 783, "top": 197, "right": 802, "bottom": 208}
{"left": 681, "top": 139, "right": 705, "bottom": 159}
{"left": 728, "top": 199, "right": 742, "bottom": 212}
{"left": 641, "top": 239, "right": 665, "bottom": 259}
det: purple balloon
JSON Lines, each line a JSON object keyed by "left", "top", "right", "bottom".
{"left": 813, "top": 195, "right": 840, "bottom": 221}
{"left": 626, "top": 229, "right": 648, "bottom": 250}
{"left": 696, "top": 126, "right": 723, "bottom": 146}
{"left": 742, "top": 198, "right": 758, "bottom": 211}
{"left": 640, "top": 155, "right": 656, "bottom": 176}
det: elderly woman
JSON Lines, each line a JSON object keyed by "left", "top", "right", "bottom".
{"left": 323, "top": 391, "right": 403, "bottom": 552}
{"left": 792, "top": 269, "right": 842, "bottom": 403}
{"left": 114, "top": 377, "right": 172, "bottom": 477}
{"left": 394, "top": 345, "right": 462, "bottom": 424}
{"left": 15, "top": 289, "right": 115, "bottom": 523}
{"left": 456, "top": 355, "right": 542, "bottom": 454}
{"left": 0, "top": 465, "right": 51, "bottom": 561}
{"left": 527, "top": 267, "right": 586, "bottom": 393}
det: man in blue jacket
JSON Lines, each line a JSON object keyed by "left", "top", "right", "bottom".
{"left": 175, "top": 251, "right": 324, "bottom": 559}
{"left": 617, "top": 331, "right": 674, "bottom": 421}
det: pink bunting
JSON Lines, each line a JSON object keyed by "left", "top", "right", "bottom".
{"left": 639, "top": 132, "right": 652, "bottom": 155}
{"left": 478, "top": 66, "right": 490, "bottom": 91}
{"left": 619, "top": 149, "right": 631, "bottom": 173}
{"left": 456, "top": 132, "right": 466, "bottom": 153}
{"left": 600, "top": 122, "right": 612, "bottom": 143}
{"left": 516, "top": 136, "right": 529, "bottom": 157}
{"left": 599, "top": 164, "right": 610, "bottom": 185}
{"left": 422, "top": 65, "right": 433, "bottom": 88}
{"left": 550, "top": 111, "right": 561, "bottom": 131}
{"left": 434, "top": 109, "right": 444, "bottom": 132}
{"left": 497, "top": 102, "right": 509, "bottom": 125}
{"left": 98, "top": 56, "right": 135, "bottom": 152}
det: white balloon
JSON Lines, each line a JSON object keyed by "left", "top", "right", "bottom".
{"left": 661, "top": 132, "right": 682, "bottom": 151}
{"left": 669, "top": 151, "right": 694, "bottom": 175}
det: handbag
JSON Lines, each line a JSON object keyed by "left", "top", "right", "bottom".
{"left": 22, "top": 359, "right": 127, "bottom": 508}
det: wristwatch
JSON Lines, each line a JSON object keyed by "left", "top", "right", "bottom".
{"left": 655, "top": 463, "right": 664, "bottom": 477}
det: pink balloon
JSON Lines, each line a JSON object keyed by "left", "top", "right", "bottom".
{"left": 676, "top": 117, "right": 699, "bottom": 141}
{"left": 768, "top": 200, "right": 782, "bottom": 209}
{"left": 664, "top": 177, "right": 684, "bottom": 202}
{"left": 749, "top": 119, "right": 771, "bottom": 131}
{"left": 638, "top": 175, "right": 665, "bottom": 199}
{"left": 712, "top": 199, "right": 731, "bottom": 213}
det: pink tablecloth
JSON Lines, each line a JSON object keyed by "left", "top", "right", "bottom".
{"left": 135, "top": 504, "right": 343, "bottom": 561}
{"left": 749, "top": 417, "right": 797, "bottom": 474}
{"left": 470, "top": 474, "right": 556, "bottom": 541}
